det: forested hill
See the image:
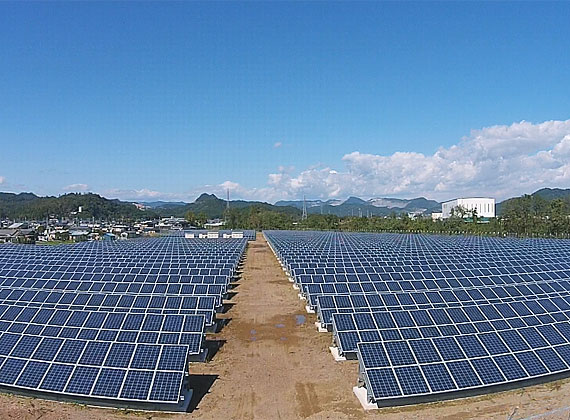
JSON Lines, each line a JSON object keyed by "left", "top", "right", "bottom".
{"left": 496, "top": 188, "right": 570, "bottom": 215}
{"left": 0, "top": 192, "right": 300, "bottom": 220}
{"left": 0, "top": 192, "right": 151, "bottom": 220}
{"left": 165, "top": 193, "right": 301, "bottom": 219}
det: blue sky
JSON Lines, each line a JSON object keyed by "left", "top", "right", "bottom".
{"left": 1, "top": 2, "right": 570, "bottom": 203}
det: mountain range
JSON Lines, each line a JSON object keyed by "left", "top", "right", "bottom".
{"left": 2, "top": 188, "right": 570, "bottom": 220}
{"left": 274, "top": 196, "right": 442, "bottom": 217}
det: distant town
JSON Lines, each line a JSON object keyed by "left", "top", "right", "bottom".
{"left": 1, "top": 187, "right": 569, "bottom": 244}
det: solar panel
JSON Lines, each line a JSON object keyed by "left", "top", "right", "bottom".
{"left": 0, "top": 234, "right": 248, "bottom": 410}
{"left": 264, "top": 230, "right": 570, "bottom": 406}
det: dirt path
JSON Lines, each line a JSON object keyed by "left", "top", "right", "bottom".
{"left": 3, "top": 235, "right": 570, "bottom": 419}
{"left": 188, "top": 235, "right": 364, "bottom": 420}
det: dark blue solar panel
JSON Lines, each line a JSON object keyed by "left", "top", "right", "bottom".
{"left": 149, "top": 371, "right": 183, "bottom": 402}
{"left": 91, "top": 368, "right": 126, "bottom": 398}
{"left": 447, "top": 360, "right": 482, "bottom": 388}
{"left": 131, "top": 344, "right": 160, "bottom": 370}
{"left": 39, "top": 363, "right": 74, "bottom": 391}
{"left": 494, "top": 354, "right": 528, "bottom": 380}
{"left": 157, "top": 345, "right": 188, "bottom": 371}
{"left": 394, "top": 366, "right": 429, "bottom": 395}
{"left": 32, "top": 337, "right": 63, "bottom": 361}
{"left": 359, "top": 343, "right": 390, "bottom": 368}
{"left": 471, "top": 358, "right": 505, "bottom": 384}
{"left": 54, "top": 339, "right": 87, "bottom": 364}
{"left": 79, "top": 341, "right": 110, "bottom": 366}
{"left": 519, "top": 328, "right": 549, "bottom": 348}
{"left": 11, "top": 335, "right": 41, "bottom": 358}
{"left": 65, "top": 366, "right": 99, "bottom": 395}
{"left": 384, "top": 341, "right": 415, "bottom": 366}
{"left": 478, "top": 333, "right": 509, "bottom": 355}
{"left": 120, "top": 370, "right": 153, "bottom": 400}
{"left": 420, "top": 363, "right": 456, "bottom": 392}
{"left": 0, "top": 358, "right": 26, "bottom": 384}
{"left": 536, "top": 348, "right": 567, "bottom": 372}
{"left": 456, "top": 335, "right": 488, "bottom": 358}
{"left": 409, "top": 339, "right": 441, "bottom": 363}
{"left": 0, "top": 333, "right": 20, "bottom": 356}
{"left": 15, "top": 360, "right": 50, "bottom": 388}
{"left": 366, "top": 368, "right": 402, "bottom": 399}
{"left": 105, "top": 342, "right": 135, "bottom": 368}
{"left": 515, "top": 351, "right": 549, "bottom": 376}
{"left": 498, "top": 330, "right": 530, "bottom": 352}
{"left": 338, "top": 332, "right": 359, "bottom": 352}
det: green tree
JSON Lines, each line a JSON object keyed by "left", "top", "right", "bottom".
{"left": 185, "top": 211, "right": 196, "bottom": 225}
{"left": 196, "top": 212, "right": 208, "bottom": 227}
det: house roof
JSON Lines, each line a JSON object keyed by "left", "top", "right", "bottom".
{"left": 0, "top": 229, "right": 18, "bottom": 238}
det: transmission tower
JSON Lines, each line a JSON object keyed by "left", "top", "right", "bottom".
{"left": 302, "top": 195, "right": 308, "bottom": 220}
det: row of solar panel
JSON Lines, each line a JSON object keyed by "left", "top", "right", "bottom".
{"left": 0, "top": 298, "right": 215, "bottom": 326}
{"left": 1, "top": 249, "right": 244, "bottom": 256}
{"left": 0, "top": 290, "right": 218, "bottom": 311}
{"left": 291, "top": 267, "right": 570, "bottom": 280}
{"left": 332, "top": 300, "right": 570, "bottom": 355}
{"left": 0, "top": 245, "right": 246, "bottom": 254}
{"left": 0, "top": 354, "right": 185, "bottom": 402}
{"left": 0, "top": 267, "right": 235, "bottom": 275}
{"left": 358, "top": 338, "right": 570, "bottom": 401}
{"left": 0, "top": 277, "right": 231, "bottom": 296}
{"left": 290, "top": 258, "right": 570, "bottom": 270}
{"left": 315, "top": 287, "right": 570, "bottom": 327}
{"left": 0, "top": 306, "right": 205, "bottom": 331}
{"left": 0, "top": 331, "right": 191, "bottom": 370}
{"left": 305, "top": 280, "right": 570, "bottom": 308}
{"left": 0, "top": 282, "right": 225, "bottom": 302}
{"left": 277, "top": 250, "right": 570, "bottom": 262}
{"left": 0, "top": 274, "right": 231, "bottom": 287}
{"left": 0, "top": 309, "right": 204, "bottom": 345}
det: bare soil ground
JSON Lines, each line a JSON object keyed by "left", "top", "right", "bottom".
{"left": 2, "top": 235, "right": 570, "bottom": 419}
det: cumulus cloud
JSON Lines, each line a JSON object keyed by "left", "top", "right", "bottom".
{"left": 92, "top": 119, "right": 570, "bottom": 204}
{"left": 63, "top": 183, "right": 89, "bottom": 192}
{"left": 222, "top": 119, "right": 570, "bottom": 202}
{"left": 274, "top": 142, "right": 282, "bottom": 148}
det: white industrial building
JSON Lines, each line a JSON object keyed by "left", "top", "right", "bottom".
{"left": 441, "top": 197, "right": 495, "bottom": 219}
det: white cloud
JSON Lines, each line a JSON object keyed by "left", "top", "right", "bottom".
{"left": 104, "top": 188, "right": 184, "bottom": 201}
{"left": 63, "top": 183, "right": 89, "bottom": 192}
{"left": 244, "top": 119, "right": 570, "bottom": 202}
{"left": 87, "top": 119, "right": 570, "bottom": 204}
{"left": 274, "top": 142, "right": 282, "bottom": 148}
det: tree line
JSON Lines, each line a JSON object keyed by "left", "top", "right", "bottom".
{"left": 213, "top": 195, "right": 570, "bottom": 237}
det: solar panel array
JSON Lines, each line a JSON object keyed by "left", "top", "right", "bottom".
{"left": 264, "top": 230, "right": 570, "bottom": 407}
{"left": 0, "top": 235, "right": 246, "bottom": 411}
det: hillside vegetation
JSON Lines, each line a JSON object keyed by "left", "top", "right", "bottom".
{"left": 0, "top": 192, "right": 152, "bottom": 220}
{"left": 2, "top": 189, "right": 570, "bottom": 237}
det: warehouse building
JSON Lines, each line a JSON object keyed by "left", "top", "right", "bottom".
{"left": 441, "top": 197, "right": 495, "bottom": 219}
